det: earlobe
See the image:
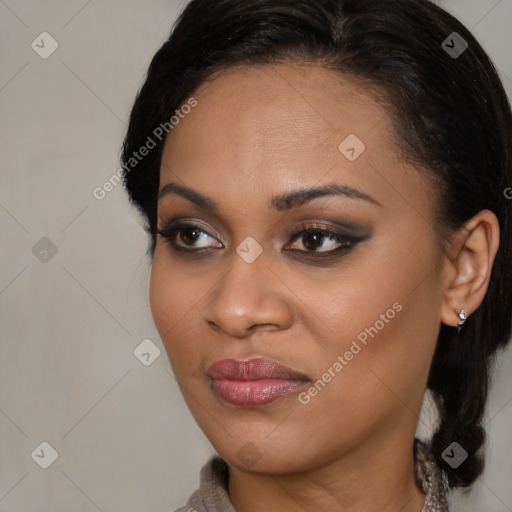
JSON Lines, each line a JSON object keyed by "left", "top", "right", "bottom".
{"left": 440, "top": 209, "right": 500, "bottom": 329}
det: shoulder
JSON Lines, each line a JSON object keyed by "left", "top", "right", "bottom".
{"left": 414, "top": 439, "right": 450, "bottom": 512}
{"left": 173, "top": 456, "right": 235, "bottom": 512}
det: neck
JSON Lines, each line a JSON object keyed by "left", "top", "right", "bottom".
{"left": 228, "top": 432, "right": 426, "bottom": 512}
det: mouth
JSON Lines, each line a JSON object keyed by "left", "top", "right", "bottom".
{"left": 207, "top": 358, "right": 310, "bottom": 407}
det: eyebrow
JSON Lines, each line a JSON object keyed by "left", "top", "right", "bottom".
{"left": 158, "top": 181, "right": 382, "bottom": 212}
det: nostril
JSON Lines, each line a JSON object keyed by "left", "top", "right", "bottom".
{"left": 248, "top": 323, "right": 279, "bottom": 333}
{"left": 207, "top": 320, "right": 221, "bottom": 332}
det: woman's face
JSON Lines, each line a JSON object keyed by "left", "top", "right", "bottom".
{"left": 150, "top": 63, "right": 448, "bottom": 474}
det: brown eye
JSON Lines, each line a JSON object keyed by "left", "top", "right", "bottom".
{"left": 157, "top": 222, "right": 223, "bottom": 251}
{"left": 178, "top": 226, "right": 206, "bottom": 247}
{"left": 301, "top": 231, "right": 329, "bottom": 251}
{"left": 287, "top": 227, "right": 357, "bottom": 254}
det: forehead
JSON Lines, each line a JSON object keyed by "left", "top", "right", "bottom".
{"left": 168, "top": 63, "right": 390, "bottom": 150}
{"left": 158, "top": 62, "right": 430, "bottom": 218}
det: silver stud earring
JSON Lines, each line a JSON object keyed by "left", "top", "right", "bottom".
{"left": 457, "top": 309, "right": 467, "bottom": 333}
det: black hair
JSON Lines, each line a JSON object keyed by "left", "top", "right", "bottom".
{"left": 121, "top": 0, "right": 512, "bottom": 490}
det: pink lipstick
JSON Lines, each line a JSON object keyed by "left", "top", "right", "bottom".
{"left": 208, "top": 358, "right": 309, "bottom": 406}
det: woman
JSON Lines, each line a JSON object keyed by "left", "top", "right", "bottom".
{"left": 121, "top": 0, "right": 512, "bottom": 510}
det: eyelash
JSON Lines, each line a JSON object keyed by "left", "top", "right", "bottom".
{"left": 156, "top": 221, "right": 366, "bottom": 259}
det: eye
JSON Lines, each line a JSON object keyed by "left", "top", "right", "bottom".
{"left": 157, "top": 220, "right": 368, "bottom": 258}
{"left": 157, "top": 222, "right": 222, "bottom": 252}
{"left": 284, "top": 224, "right": 364, "bottom": 256}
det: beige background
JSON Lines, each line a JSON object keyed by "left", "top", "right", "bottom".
{"left": 0, "top": 1, "right": 511, "bottom": 510}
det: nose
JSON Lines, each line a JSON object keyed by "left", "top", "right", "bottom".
{"left": 203, "top": 251, "right": 294, "bottom": 338}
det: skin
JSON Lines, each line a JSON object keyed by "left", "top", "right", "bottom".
{"left": 149, "top": 63, "right": 499, "bottom": 512}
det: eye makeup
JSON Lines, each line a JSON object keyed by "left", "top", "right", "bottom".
{"left": 156, "top": 217, "right": 372, "bottom": 262}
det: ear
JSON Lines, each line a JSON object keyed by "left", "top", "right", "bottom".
{"left": 440, "top": 209, "right": 500, "bottom": 328}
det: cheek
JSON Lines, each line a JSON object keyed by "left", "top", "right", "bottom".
{"left": 290, "top": 301, "right": 438, "bottom": 457}
{"left": 284, "top": 239, "right": 434, "bottom": 346}
{"left": 292, "top": 232, "right": 443, "bottom": 401}
{"left": 149, "top": 247, "right": 227, "bottom": 382}
{"left": 149, "top": 250, "right": 173, "bottom": 334}
{"left": 149, "top": 250, "right": 197, "bottom": 371}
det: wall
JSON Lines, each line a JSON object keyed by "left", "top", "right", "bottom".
{"left": 0, "top": 1, "right": 511, "bottom": 510}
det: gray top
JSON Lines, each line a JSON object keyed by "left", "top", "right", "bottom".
{"left": 175, "top": 439, "right": 449, "bottom": 511}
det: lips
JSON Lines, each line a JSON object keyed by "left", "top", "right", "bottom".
{"left": 208, "top": 358, "right": 309, "bottom": 406}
